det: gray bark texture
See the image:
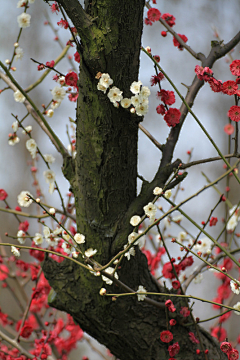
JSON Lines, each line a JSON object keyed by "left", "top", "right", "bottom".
{"left": 42, "top": 1, "right": 231, "bottom": 359}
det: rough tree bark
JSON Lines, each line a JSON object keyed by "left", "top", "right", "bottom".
{"left": 41, "top": 0, "right": 238, "bottom": 359}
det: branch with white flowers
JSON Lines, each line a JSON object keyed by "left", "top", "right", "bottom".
{"left": 0, "top": 65, "right": 68, "bottom": 157}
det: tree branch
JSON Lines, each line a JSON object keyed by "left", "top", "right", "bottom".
{"left": 139, "top": 123, "right": 164, "bottom": 151}
{"left": 180, "top": 153, "right": 239, "bottom": 170}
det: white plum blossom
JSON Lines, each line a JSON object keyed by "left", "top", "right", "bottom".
{"left": 22, "top": 125, "right": 32, "bottom": 134}
{"left": 135, "top": 104, "right": 148, "bottom": 116}
{"left": 72, "top": 251, "right": 79, "bottom": 258}
{"left": 14, "top": 90, "right": 25, "bottom": 103}
{"left": 51, "top": 101, "right": 61, "bottom": 109}
{"left": 87, "top": 264, "right": 98, "bottom": 276}
{"left": 143, "top": 202, "right": 157, "bottom": 222}
{"left": 130, "top": 81, "right": 142, "bottom": 94}
{"left": 120, "top": 98, "right": 131, "bottom": 108}
{"left": 43, "top": 154, "right": 55, "bottom": 164}
{"left": 107, "top": 86, "right": 123, "bottom": 104}
{"left": 136, "top": 285, "right": 147, "bottom": 301}
{"left": 17, "top": 230, "right": 25, "bottom": 244}
{"left": 177, "top": 231, "right": 188, "bottom": 244}
{"left": 229, "top": 205, "right": 240, "bottom": 220}
{"left": 233, "top": 302, "right": 240, "bottom": 315}
{"left": 230, "top": 279, "right": 240, "bottom": 295}
{"left": 62, "top": 242, "right": 73, "bottom": 255}
{"left": 97, "top": 82, "right": 108, "bottom": 93}
{"left": 29, "top": 0, "right": 35, "bottom": 3}
{"left": 124, "top": 244, "right": 135, "bottom": 260}
{"left": 46, "top": 235, "right": 58, "bottom": 247}
{"left": 17, "top": 13, "right": 31, "bottom": 28}
{"left": 85, "top": 248, "right": 97, "bottom": 257}
{"left": 140, "top": 86, "right": 151, "bottom": 97}
{"left": 153, "top": 187, "right": 163, "bottom": 196}
{"left": 155, "top": 235, "right": 163, "bottom": 246}
{"left": 53, "top": 227, "right": 62, "bottom": 237}
{"left": 11, "top": 246, "right": 20, "bottom": 257}
{"left": 12, "top": 121, "right": 18, "bottom": 132}
{"left": 43, "top": 226, "right": 51, "bottom": 239}
{"left": 99, "top": 288, "right": 107, "bottom": 296}
{"left": 57, "top": 76, "right": 65, "bottom": 85}
{"left": 102, "top": 267, "right": 118, "bottom": 285}
{"left": 194, "top": 237, "right": 212, "bottom": 255}
{"left": 62, "top": 231, "right": 71, "bottom": 242}
{"left": 49, "top": 208, "right": 55, "bottom": 215}
{"left": 46, "top": 109, "right": 54, "bottom": 118}
{"left": 179, "top": 272, "right": 187, "bottom": 284}
{"left": 43, "top": 169, "right": 55, "bottom": 184}
{"left": 193, "top": 273, "right": 203, "bottom": 284}
{"left": 26, "top": 138, "right": 37, "bottom": 159}
{"left": 131, "top": 94, "right": 142, "bottom": 107}
{"left": 33, "top": 233, "right": 43, "bottom": 245}
{"left": 164, "top": 216, "right": 171, "bottom": 228}
{"left": 164, "top": 190, "right": 172, "bottom": 199}
{"left": 74, "top": 233, "right": 85, "bottom": 244}
{"left": 15, "top": 47, "right": 23, "bottom": 60}
{"left": 8, "top": 135, "right": 20, "bottom": 146}
{"left": 226, "top": 205, "right": 239, "bottom": 231}
{"left": 130, "top": 215, "right": 141, "bottom": 227}
{"left": 17, "top": 0, "right": 26, "bottom": 7}
{"left": 99, "top": 73, "right": 113, "bottom": 89}
{"left": 128, "top": 232, "right": 138, "bottom": 244}
{"left": 17, "top": 191, "right": 33, "bottom": 207}
{"left": 51, "top": 86, "right": 66, "bottom": 101}
{"left": 172, "top": 214, "right": 183, "bottom": 223}
{"left": 226, "top": 215, "right": 238, "bottom": 231}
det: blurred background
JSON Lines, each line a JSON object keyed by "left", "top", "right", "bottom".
{"left": 0, "top": 0, "right": 240, "bottom": 358}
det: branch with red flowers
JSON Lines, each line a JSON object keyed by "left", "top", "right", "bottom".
{"left": 145, "top": 2, "right": 204, "bottom": 61}
{"left": 0, "top": 329, "right": 38, "bottom": 360}
{"left": 160, "top": 31, "right": 240, "bottom": 169}
{"left": 46, "top": 0, "right": 96, "bottom": 42}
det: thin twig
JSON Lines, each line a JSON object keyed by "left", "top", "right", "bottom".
{"left": 180, "top": 153, "right": 239, "bottom": 170}
{"left": 139, "top": 124, "right": 164, "bottom": 151}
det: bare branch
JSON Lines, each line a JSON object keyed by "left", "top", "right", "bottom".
{"left": 180, "top": 153, "right": 239, "bottom": 170}
{"left": 139, "top": 123, "right": 163, "bottom": 151}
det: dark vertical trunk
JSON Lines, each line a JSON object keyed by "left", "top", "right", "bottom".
{"left": 42, "top": 1, "right": 227, "bottom": 359}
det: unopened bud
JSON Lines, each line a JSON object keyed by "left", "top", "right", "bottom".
{"left": 99, "top": 288, "right": 106, "bottom": 296}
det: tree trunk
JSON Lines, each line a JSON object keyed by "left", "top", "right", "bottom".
{"left": 42, "top": 1, "right": 227, "bottom": 359}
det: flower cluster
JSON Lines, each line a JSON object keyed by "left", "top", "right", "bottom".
{"left": 97, "top": 73, "right": 150, "bottom": 116}
{"left": 195, "top": 60, "right": 240, "bottom": 127}
{"left": 220, "top": 341, "right": 239, "bottom": 360}
{"left": 145, "top": 8, "right": 176, "bottom": 29}
{"left": 149, "top": 49, "right": 181, "bottom": 126}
